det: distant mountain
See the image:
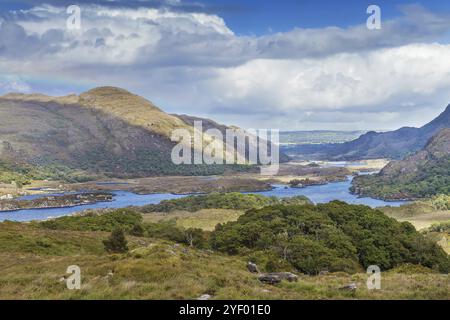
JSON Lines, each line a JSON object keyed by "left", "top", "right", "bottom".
{"left": 280, "top": 130, "right": 366, "bottom": 145}
{"left": 0, "top": 87, "right": 278, "bottom": 180}
{"left": 291, "top": 104, "right": 450, "bottom": 160}
{"left": 352, "top": 128, "right": 450, "bottom": 200}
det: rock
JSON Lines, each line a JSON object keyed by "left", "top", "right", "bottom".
{"left": 339, "top": 283, "right": 357, "bottom": 291}
{"left": 197, "top": 294, "right": 212, "bottom": 300}
{"left": 258, "top": 274, "right": 282, "bottom": 285}
{"left": 276, "top": 272, "right": 298, "bottom": 282}
{"left": 319, "top": 270, "right": 329, "bottom": 276}
{"left": 258, "top": 272, "right": 298, "bottom": 285}
{"left": 247, "top": 262, "right": 260, "bottom": 274}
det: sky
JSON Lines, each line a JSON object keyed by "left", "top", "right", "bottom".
{"left": 1, "top": 0, "right": 450, "bottom": 131}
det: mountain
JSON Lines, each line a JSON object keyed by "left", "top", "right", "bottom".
{"left": 290, "top": 104, "right": 450, "bottom": 160}
{"left": 352, "top": 128, "right": 450, "bottom": 200}
{"left": 0, "top": 87, "right": 276, "bottom": 181}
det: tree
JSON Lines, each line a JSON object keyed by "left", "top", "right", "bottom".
{"left": 129, "top": 223, "right": 145, "bottom": 237}
{"left": 184, "top": 228, "right": 207, "bottom": 248}
{"left": 103, "top": 228, "right": 128, "bottom": 253}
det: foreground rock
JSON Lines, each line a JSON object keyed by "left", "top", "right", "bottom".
{"left": 339, "top": 283, "right": 357, "bottom": 291}
{"left": 258, "top": 272, "right": 298, "bottom": 285}
{"left": 247, "top": 262, "right": 260, "bottom": 274}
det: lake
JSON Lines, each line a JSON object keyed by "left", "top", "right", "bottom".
{"left": 0, "top": 176, "right": 407, "bottom": 222}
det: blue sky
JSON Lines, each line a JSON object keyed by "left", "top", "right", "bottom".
{"left": 4, "top": 0, "right": 450, "bottom": 33}
{"left": 1, "top": 0, "right": 450, "bottom": 130}
{"left": 210, "top": 0, "right": 450, "bottom": 34}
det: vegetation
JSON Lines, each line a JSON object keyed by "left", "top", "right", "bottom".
{"left": 38, "top": 209, "right": 209, "bottom": 249}
{"left": 140, "top": 192, "right": 311, "bottom": 213}
{"left": 427, "top": 221, "right": 450, "bottom": 233}
{"left": 422, "top": 222, "right": 450, "bottom": 255}
{"left": 352, "top": 157, "right": 450, "bottom": 199}
{"left": 210, "top": 202, "right": 450, "bottom": 274}
{"left": 37, "top": 199, "right": 450, "bottom": 276}
{"left": 0, "top": 161, "right": 94, "bottom": 185}
{"left": 0, "top": 221, "right": 448, "bottom": 300}
{"left": 0, "top": 88, "right": 275, "bottom": 179}
{"left": 1, "top": 190, "right": 447, "bottom": 299}
{"left": 103, "top": 229, "right": 129, "bottom": 253}
{"left": 143, "top": 209, "right": 244, "bottom": 231}
{"left": 39, "top": 209, "right": 144, "bottom": 232}
{"left": 352, "top": 129, "right": 450, "bottom": 200}
{"left": 428, "top": 194, "right": 450, "bottom": 211}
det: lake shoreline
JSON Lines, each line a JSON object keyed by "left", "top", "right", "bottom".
{"left": 0, "top": 192, "right": 113, "bottom": 213}
{"left": 0, "top": 160, "right": 403, "bottom": 222}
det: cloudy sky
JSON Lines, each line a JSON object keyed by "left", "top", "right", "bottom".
{"left": 1, "top": 0, "right": 450, "bottom": 131}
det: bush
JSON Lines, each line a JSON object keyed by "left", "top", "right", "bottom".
{"left": 427, "top": 221, "right": 450, "bottom": 233}
{"left": 40, "top": 209, "right": 143, "bottom": 232}
{"left": 103, "top": 228, "right": 128, "bottom": 253}
{"left": 144, "top": 221, "right": 208, "bottom": 249}
{"left": 210, "top": 202, "right": 450, "bottom": 274}
{"left": 140, "top": 192, "right": 311, "bottom": 213}
{"left": 184, "top": 228, "right": 208, "bottom": 249}
{"left": 129, "top": 224, "right": 145, "bottom": 237}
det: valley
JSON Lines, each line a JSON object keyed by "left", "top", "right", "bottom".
{"left": 0, "top": 87, "right": 449, "bottom": 301}
{"left": 2, "top": 0, "right": 450, "bottom": 305}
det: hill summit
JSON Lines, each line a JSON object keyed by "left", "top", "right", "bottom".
{"left": 0, "top": 87, "right": 272, "bottom": 180}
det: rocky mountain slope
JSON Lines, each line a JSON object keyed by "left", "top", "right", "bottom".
{"left": 352, "top": 128, "right": 450, "bottom": 199}
{"left": 292, "top": 104, "right": 450, "bottom": 160}
{"left": 0, "top": 87, "right": 273, "bottom": 179}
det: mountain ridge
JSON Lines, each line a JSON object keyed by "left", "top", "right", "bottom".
{"left": 289, "top": 103, "right": 450, "bottom": 160}
{"left": 0, "top": 87, "right": 273, "bottom": 180}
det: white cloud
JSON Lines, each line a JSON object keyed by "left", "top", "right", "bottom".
{"left": 208, "top": 44, "right": 450, "bottom": 111}
{"left": 1, "top": 3, "right": 450, "bottom": 130}
{"left": 0, "top": 77, "right": 31, "bottom": 93}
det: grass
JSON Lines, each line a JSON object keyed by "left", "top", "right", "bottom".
{"left": 380, "top": 201, "right": 450, "bottom": 254}
{"left": 380, "top": 202, "right": 450, "bottom": 230}
{"left": 0, "top": 222, "right": 448, "bottom": 300}
{"left": 142, "top": 209, "right": 244, "bottom": 231}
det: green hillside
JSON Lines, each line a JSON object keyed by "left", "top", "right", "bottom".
{"left": 352, "top": 129, "right": 450, "bottom": 199}
{"left": 0, "top": 87, "right": 265, "bottom": 181}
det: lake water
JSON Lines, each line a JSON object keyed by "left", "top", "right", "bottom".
{"left": 0, "top": 176, "right": 407, "bottom": 222}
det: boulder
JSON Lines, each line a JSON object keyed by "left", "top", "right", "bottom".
{"left": 339, "top": 283, "right": 357, "bottom": 291}
{"left": 258, "top": 272, "right": 298, "bottom": 285}
{"left": 275, "top": 272, "right": 298, "bottom": 282}
{"left": 247, "top": 262, "right": 260, "bottom": 274}
{"left": 258, "top": 274, "right": 282, "bottom": 285}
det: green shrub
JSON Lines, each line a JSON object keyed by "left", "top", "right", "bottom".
{"left": 103, "top": 228, "right": 128, "bottom": 253}
{"left": 129, "top": 224, "right": 145, "bottom": 237}
{"left": 210, "top": 202, "right": 450, "bottom": 274}
{"left": 40, "top": 209, "right": 143, "bottom": 232}
{"left": 140, "top": 193, "right": 311, "bottom": 213}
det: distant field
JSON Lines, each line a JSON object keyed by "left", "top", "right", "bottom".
{"left": 279, "top": 130, "right": 366, "bottom": 145}
{"left": 143, "top": 209, "right": 243, "bottom": 231}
